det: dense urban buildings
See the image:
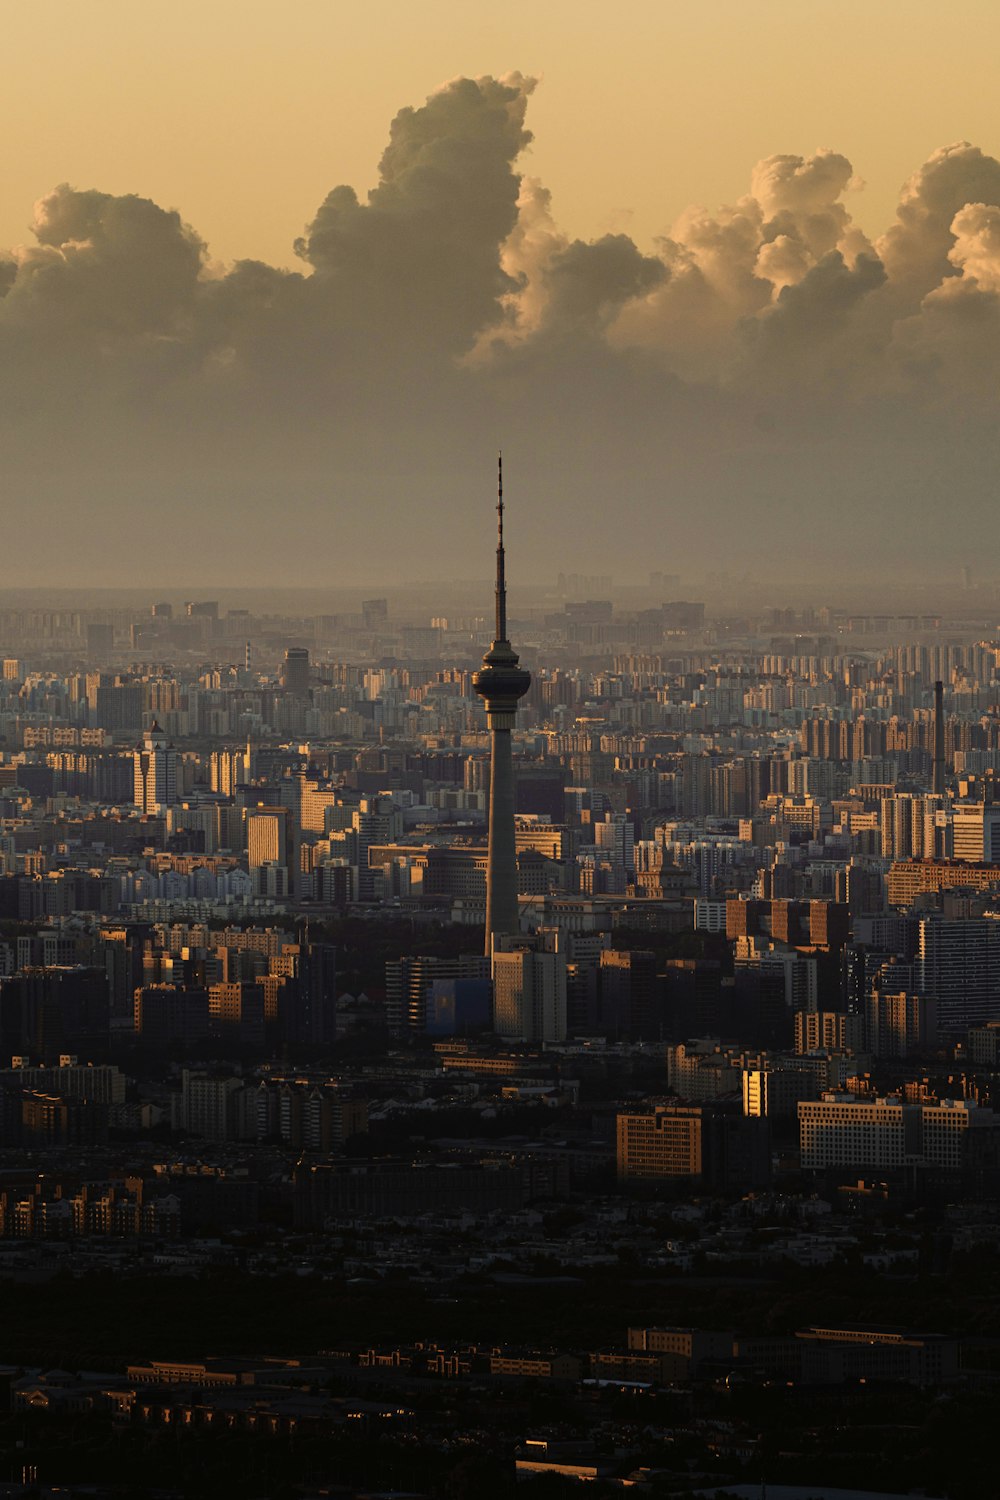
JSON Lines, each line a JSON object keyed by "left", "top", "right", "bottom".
{"left": 2, "top": 574, "right": 1000, "bottom": 1494}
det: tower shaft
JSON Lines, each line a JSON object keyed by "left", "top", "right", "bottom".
{"left": 485, "top": 717, "right": 518, "bottom": 946}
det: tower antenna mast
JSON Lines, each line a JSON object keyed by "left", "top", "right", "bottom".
{"left": 496, "top": 451, "right": 507, "bottom": 644}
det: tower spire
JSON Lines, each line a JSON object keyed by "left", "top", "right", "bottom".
{"left": 496, "top": 450, "right": 507, "bottom": 643}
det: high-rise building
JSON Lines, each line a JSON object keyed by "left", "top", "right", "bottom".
{"left": 952, "top": 803, "right": 1000, "bottom": 863}
{"left": 492, "top": 936, "right": 567, "bottom": 1043}
{"left": 914, "top": 914, "right": 1000, "bottom": 1031}
{"left": 133, "top": 721, "right": 178, "bottom": 814}
{"left": 472, "top": 457, "right": 531, "bottom": 955}
{"left": 86, "top": 622, "right": 114, "bottom": 660}
{"left": 247, "top": 809, "right": 291, "bottom": 894}
{"left": 281, "top": 647, "right": 311, "bottom": 696}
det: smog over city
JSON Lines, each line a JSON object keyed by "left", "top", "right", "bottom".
{"left": 3, "top": 5, "right": 1000, "bottom": 1499}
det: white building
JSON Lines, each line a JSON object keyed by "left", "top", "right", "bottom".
{"left": 799, "top": 1094, "right": 909, "bottom": 1171}
{"left": 952, "top": 803, "right": 1000, "bottom": 864}
{"left": 133, "top": 721, "right": 178, "bottom": 814}
{"left": 799, "top": 1092, "right": 988, "bottom": 1172}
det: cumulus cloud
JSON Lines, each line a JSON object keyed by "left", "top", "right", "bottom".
{"left": 0, "top": 76, "right": 998, "bottom": 586}
{"left": 3, "top": 184, "right": 204, "bottom": 339}
{"left": 470, "top": 176, "right": 666, "bottom": 361}
{"left": 948, "top": 201, "right": 1000, "bottom": 292}
{"left": 294, "top": 72, "right": 534, "bottom": 353}
{"left": 876, "top": 141, "right": 1000, "bottom": 306}
{"left": 605, "top": 147, "right": 877, "bottom": 382}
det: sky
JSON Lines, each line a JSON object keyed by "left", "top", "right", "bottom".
{"left": 2, "top": 0, "right": 1000, "bottom": 591}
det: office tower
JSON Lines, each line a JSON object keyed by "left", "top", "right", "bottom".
{"left": 89, "top": 674, "right": 143, "bottom": 736}
{"left": 472, "top": 456, "right": 531, "bottom": 954}
{"left": 247, "top": 809, "right": 290, "bottom": 889}
{"left": 515, "top": 763, "right": 567, "bottom": 822}
{"left": 492, "top": 937, "right": 567, "bottom": 1042}
{"left": 133, "top": 720, "right": 178, "bottom": 814}
{"left": 0, "top": 968, "right": 109, "bottom": 1064}
{"left": 281, "top": 647, "right": 311, "bottom": 696}
{"left": 914, "top": 914, "right": 1000, "bottom": 1031}
{"left": 952, "top": 803, "right": 1000, "bottom": 863}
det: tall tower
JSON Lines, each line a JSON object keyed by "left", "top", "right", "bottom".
{"left": 473, "top": 455, "right": 531, "bottom": 955}
{"left": 282, "top": 647, "right": 311, "bottom": 696}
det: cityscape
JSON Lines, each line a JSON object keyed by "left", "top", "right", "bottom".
{"left": 0, "top": 506, "right": 999, "bottom": 1496}
{"left": 6, "top": 2, "right": 1000, "bottom": 1496}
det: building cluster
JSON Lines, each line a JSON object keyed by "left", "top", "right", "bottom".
{"left": 6, "top": 582, "right": 1000, "bottom": 1188}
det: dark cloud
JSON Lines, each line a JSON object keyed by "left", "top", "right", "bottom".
{"left": 4, "top": 184, "right": 204, "bottom": 338}
{"left": 295, "top": 73, "right": 534, "bottom": 352}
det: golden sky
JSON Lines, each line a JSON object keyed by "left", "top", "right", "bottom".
{"left": 4, "top": 0, "right": 999, "bottom": 268}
